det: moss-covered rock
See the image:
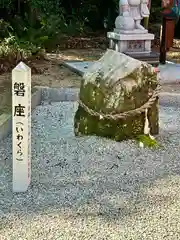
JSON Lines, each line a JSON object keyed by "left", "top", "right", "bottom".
{"left": 74, "top": 50, "right": 159, "bottom": 142}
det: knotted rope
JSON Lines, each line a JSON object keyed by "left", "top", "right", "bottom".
{"left": 78, "top": 85, "right": 161, "bottom": 120}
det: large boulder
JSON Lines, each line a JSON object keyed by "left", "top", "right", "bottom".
{"left": 74, "top": 50, "right": 159, "bottom": 141}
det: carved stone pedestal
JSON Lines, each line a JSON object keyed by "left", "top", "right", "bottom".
{"left": 107, "top": 30, "right": 159, "bottom": 65}
{"left": 107, "top": 31, "right": 154, "bottom": 54}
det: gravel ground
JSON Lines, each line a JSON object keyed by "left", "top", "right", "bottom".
{"left": 1, "top": 102, "right": 180, "bottom": 240}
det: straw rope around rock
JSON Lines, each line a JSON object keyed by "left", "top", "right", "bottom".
{"left": 78, "top": 85, "right": 161, "bottom": 120}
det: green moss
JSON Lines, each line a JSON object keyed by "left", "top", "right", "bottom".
{"left": 135, "top": 135, "right": 161, "bottom": 148}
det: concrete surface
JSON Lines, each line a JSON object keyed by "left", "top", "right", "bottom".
{"left": 62, "top": 60, "right": 180, "bottom": 84}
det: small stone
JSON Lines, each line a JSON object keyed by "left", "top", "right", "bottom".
{"left": 139, "top": 142, "right": 144, "bottom": 148}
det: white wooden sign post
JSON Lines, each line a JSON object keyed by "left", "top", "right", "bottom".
{"left": 12, "top": 62, "right": 31, "bottom": 192}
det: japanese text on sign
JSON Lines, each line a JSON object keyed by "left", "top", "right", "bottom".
{"left": 12, "top": 61, "right": 31, "bottom": 192}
